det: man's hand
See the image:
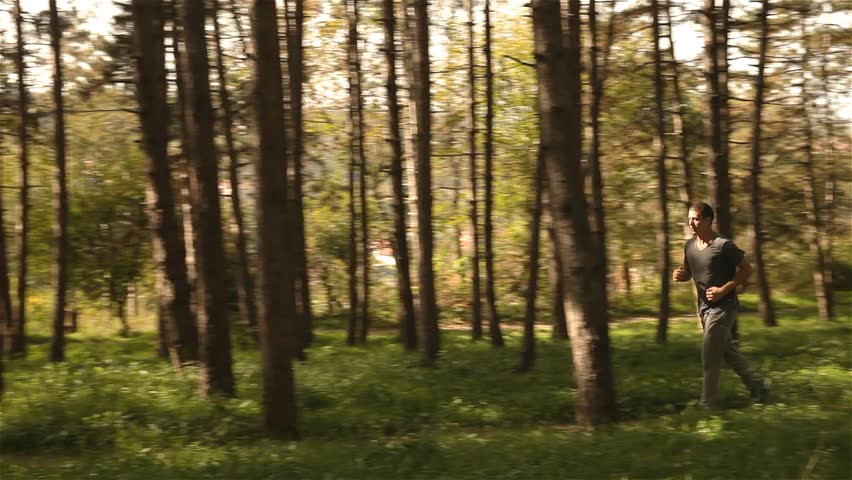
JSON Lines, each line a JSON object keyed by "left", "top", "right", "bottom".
{"left": 705, "top": 285, "right": 731, "bottom": 302}
{"left": 673, "top": 265, "right": 691, "bottom": 282}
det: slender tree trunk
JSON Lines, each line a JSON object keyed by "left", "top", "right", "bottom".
{"left": 212, "top": 0, "right": 258, "bottom": 338}
{"left": 0, "top": 142, "right": 11, "bottom": 394}
{"left": 116, "top": 299, "right": 130, "bottom": 338}
{"left": 531, "top": 0, "right": 616, "bottom": 428}
{"left": 284, "top": 0, "right": 314, "bottom": 350}
{"left": 251, "top": 0, "right": 299, "bottom": 434}
{"left": 587, "top": 0, "right": 608, "bottom": 297}
{"left": 819, "top": 22, "right": 836, "bottom": 314}
{"left": 181, "top": 0, "right": 235, "bottom": 396}
{"left": 410, "top": 0, "right": 439, "bottom": 364}
{"left": 170, "top": 0, "right": 199, "bottom": 324}
{"left": 798, "top": 19, "right": 832, "bottom": 322}
{"left": 383, "top": 0, "right": 417, "bottom": 350}
{"left": 451, "top": 156, "right": 462, "bottom": 261}
{"left": 701, "top": 0, "right": 731, "bottom": 238}
{"left": 155, "top": 263, "right": 170, "bottom": 359}
{"left": 483, "top": 0, "right": 502, "bottom": 347}
{"left": 651, "top": 0, "right": 671, "bottom": 344}
{"left": 465, "top": 0, "right": 483, "bottom": 342}
{"left": 702, "top": 0, "right": 735, "bottom": 338}
{"left": 132, "top": 0, "right": 199, "bottom": 367}
{"left": 520, "top": 149, "right": 544, "bottom": 372}
{"left": 718, "top": 0, "right": 731, "bottom": 237}
{"left": 9, "top": 0, "right": 28, "bottom": 356}
{"left": 48, "top": 0, "right": 68, "bottom": 363}
{"left": 749, "top": 0, "right": 776, "bottom": 327}
{"left": 545, "top": 203, "right": 568, "bottom": 339}
{"left": 662, "top": 0, "right": 700, "bottom": 318}
{"left": 663, "top": 0, "right": 693, "bottom": 222}
{"left": 346, "top": 0, "right": 363, "bottom": 346}
{"left": 356, "top": 2, "right": 370, "bottom": 345}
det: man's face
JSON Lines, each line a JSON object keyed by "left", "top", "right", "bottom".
{"left": 688, "top": 209, "right": 712, "bottom": 236}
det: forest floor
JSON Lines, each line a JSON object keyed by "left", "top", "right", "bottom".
{"left": 1, "top": 292, "right": 850, "bottom": 479}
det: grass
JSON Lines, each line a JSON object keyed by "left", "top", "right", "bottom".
{"left": 1, "top": 294, "right": 850, "bottom": 479}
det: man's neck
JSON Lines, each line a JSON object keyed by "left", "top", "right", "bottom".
{"left": 696, "top": 231, "right": 717, "bottom": 243}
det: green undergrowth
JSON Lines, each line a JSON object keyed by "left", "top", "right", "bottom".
{"left": 1, "top": 298, "right": 850, "bottom": 479}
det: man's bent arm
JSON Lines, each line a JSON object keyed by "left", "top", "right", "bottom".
{"left": 723, "top": 258, "right": 752, "bottom": 294}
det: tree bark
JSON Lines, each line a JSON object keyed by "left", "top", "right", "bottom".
{"left": 818, "top": 14, "right": 836, "bottom": 318}
{"left": 251, "top": 0, "right": 299, "bottom": 434}
{"left": 169, "top": 0, "right": 199, "bottom": 327}
{"left": 651, "top": 0, "right": 671, "bottom": 344}
{"left": 9, "top": 0, "right": 28, "bottom": 356}
{"left": 587, "top": 0, "right": 608, "bottom": 298}
{"left": 465, "top": 0, "right": 483, "bottom": 342}
{"left": 0, "top": 139, "right": 11, "bottom": 393}
{"left": 132, "top": 0, "right": 199, "bottom": 367}
{"left": 545, "top": 204, "right": 568, "bottom": 340}
{"left": 531, "top": 0, "right": 616, "bottom": 428}
{"left": 212, "top": 0, "right": 258, "bottom": 339}
{"left": 701, "top": 0, "right": 731, "bottom": 238}
{"left": 483, "top": 0, "right": 503, "bottom": 347}
{"left": 383, "top": 0, "right": 417, "bottom": 350}
{"left": 349, "top": 0, "right": 369, "bottom": 344}
{"left": 284, "top": 0, "right": 314, "bottom": 352}
{"left": 798, "top": 18, "right": 832, "bottom": 322}
{"left": 181, "top": 0, "right": 235, "bottom": 396}
{"left": 663, "top": 0, "right": 693, "bottom": 224}
{"left": 48, "top": 0, "right": 68, "bottom": 363}
{"left": 410, "top": 0, "right": 439, "bottom": 364}
{"left": 519, "top": 149, "right": 544, "bottom": 372}
{"left": 749, "top": 0, "right": 776, "bottom": 327}
{"left": 346, "top": 0, "right": 363, "bottom": 346}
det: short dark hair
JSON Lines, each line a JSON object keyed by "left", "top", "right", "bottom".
{"left": 689, "top": 202, "right": 714, "bottom": 221}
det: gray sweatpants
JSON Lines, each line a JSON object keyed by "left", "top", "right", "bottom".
{"left": 700, "top": 301, "right": 763, "bottom": 405}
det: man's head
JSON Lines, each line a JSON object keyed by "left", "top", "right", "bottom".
{"left": 688, "top": 202, "right": 714, "bottom": 237}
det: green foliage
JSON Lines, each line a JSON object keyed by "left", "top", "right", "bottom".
{"left": 65, "top": 93, "right": 149, "bottom": 310}
{"left": 2, "top": 298, "right": 849, "bottom": 479}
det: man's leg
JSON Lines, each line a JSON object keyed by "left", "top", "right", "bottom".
{"left": 700, "top": 307, "right": 730, "bottom": 406}
{"left": 722, "top": 307, "right": 766, "bottom": 398}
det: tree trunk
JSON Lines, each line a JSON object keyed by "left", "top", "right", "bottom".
{"left": 749, "top": 0, "right": 776, "bottom": 327}
{"left": 170, "top": 0, "right": 199, "bottom": 325}
{"left": 346, "top": 0, "right": 363, "bottom": 346}
{"left": 212, "top": 0, "right": 258, "bottom": 339}
{"left": 587, "top": 0, "right": 608, "bottom": 300}
{"left": 132, "top": 0, "right": 199, "bottom": 367}
{"left": 349, "top": 0, "right": 369, "bottom": 345}
{"left": 284, "top": 0, "right": 314, "bottom": 351}
{"left": 798, "top": 19, "right": 832, "bottom": 322}
{"left": 819, "top": 15, "right": 836, "bottom": 317}
{"left": 662, "top": 0, "right": 700, "bottom": 317}
{"left": 410, "top": 0, "right": 439, "bottom": 364}
{"left": 519, "top": 149, "right": 544, "bottom": 372}
{"left": 651, "top": 0, "right": 671, "bottom": 344}
{"left": 701, "top": 0, "right": 731, "bottom": 238}
{"left": 9, "top": 0, "right": 28, "bottom": 356}
{"left": 383, "top": 0, "right": 417, "bottom": 350}
{"left": 531, "top": 0, "right": 616, "bottom": 428}
{"left": 0, "top": 140, "right": 11, "bottom": 394}
{"left": 483, "top": 0, "right": 503, "bottom": 348}
{"left": 465, "top": 0, "right": 483, "bottom": 342}
{"left": 116, "top": 299, "right": 130, "bottom": 338}
{"left": 251, "top": 0, "right": 299, "bottom": 434}
{"left": 663, "top": 0, "right": 693, "bottom": 226}
{"left": 48, "top": 0, "right": 68, "bottom": 363}
{"left": 181, "top": 0, "right": 235, "bottom": 396}
{"left": 545, "top": 204, "right": 568, "bottom": 340}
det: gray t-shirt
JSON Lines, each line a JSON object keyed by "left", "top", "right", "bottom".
{"left": 683, "top": 236, "right": 745, "bottom": 310}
